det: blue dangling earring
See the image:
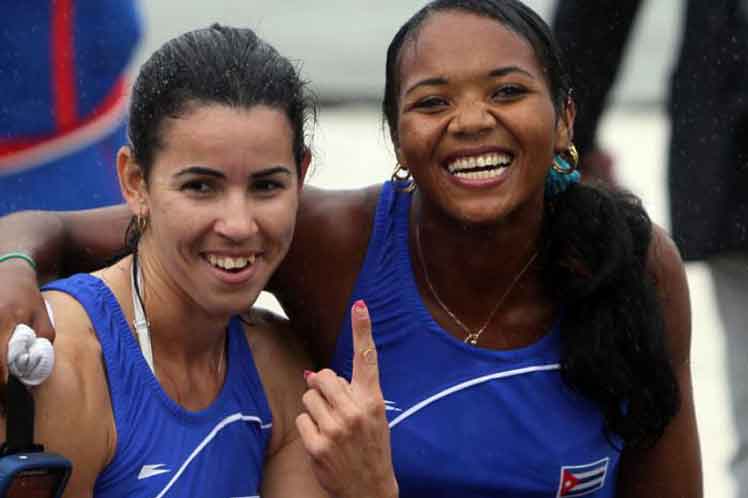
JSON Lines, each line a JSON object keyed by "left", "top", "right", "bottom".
{"left": 545, "top": 144, "right": 581, "bottom": 197}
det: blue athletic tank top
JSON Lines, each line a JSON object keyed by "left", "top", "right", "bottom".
{"left": 43, "top": 274, "right": 272, "bottom": 498}
{"left": 331, "top": 181, "right": 621, "bottom": 498}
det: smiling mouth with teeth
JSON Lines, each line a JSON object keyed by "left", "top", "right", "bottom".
{"left": 206, "top": 254, "right": 256, "bottom": 272}
{"left": 446, "top": 152, "right": 513, "bottom": 179}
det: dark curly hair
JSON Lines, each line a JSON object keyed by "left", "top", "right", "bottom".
{"left": 382, "top": 0, "right": 679, "bottom": 448}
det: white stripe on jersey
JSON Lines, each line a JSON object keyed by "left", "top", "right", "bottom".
{"left": 154, "top": 413, "right": 270, "bottom": 498}
{"left": 388, "top": 363, "right": 561, "bottom": 429}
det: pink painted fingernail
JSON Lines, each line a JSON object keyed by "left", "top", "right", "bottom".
{"left": 353, "top": 300, "right": 367, "bottom": 314}
{"left": 304, "top": 370, "right": 314, "bottom": 380}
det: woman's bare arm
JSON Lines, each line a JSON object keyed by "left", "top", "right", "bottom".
{"left": 0, "top": 205, "right": 130, "bottom": 351}
{"left": 0, "top": 204, "right": 131, "bottom": 281}
{"left": 0, "top": 290, "right": 117, "bottom": 497}
{"left": 243, "top": 310, "right": 329, "bottom": 498}
{"left": 616, "top": 225, "right": 702, "bottom": 497}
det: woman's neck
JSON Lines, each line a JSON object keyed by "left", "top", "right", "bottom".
{"left": 408, "top": 191, "right": 553, "bottom": 347}
{"left": 410, "top": 191, "right": 545, "bottom": 293}
{"left": 139, "top": 252, "right": 229, "bottom": 360}
{"left": 100, "top": 254, "right": 229, "bottom": 364}
{"left": 95, "top": 253, "right": 229, "bottom": 411}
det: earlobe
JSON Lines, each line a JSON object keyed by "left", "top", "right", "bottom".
{"left": 555, "top": 98, "right": 577, "bottom": 153}
{"left": 117, "top": 146, "right": 147, "bottom": 214}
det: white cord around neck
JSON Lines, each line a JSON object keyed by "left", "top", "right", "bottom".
{"left": 131, "top": 259, "right": 155, "bottom": 373}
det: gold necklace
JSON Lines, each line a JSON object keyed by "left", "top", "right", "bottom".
{"left": 415, "top": 224, "right": 538, "bottom": 346}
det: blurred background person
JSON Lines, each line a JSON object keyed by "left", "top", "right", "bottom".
{"left": 0, "top": 0, "right": 141, "bottom": 214}
{"left": 553, "top": 1, "right": 748, "bottom": 496}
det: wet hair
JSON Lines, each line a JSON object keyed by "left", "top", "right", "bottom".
{"left": 124, "top": 24, "right": 315, "bottom": 251}
{"left": 383, "top": 0, "right": 571, "bottom": 147}
{"left": 129, "top": 23, "right": 313, "bottom": 175}
{"left": 383, "top": 0, "right": 678, "bottom": 449}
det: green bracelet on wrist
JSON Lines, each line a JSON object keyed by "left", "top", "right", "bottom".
{"left": 0, "top": 252, "right": 37, "bottom": 270}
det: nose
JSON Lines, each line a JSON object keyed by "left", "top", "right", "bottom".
{"left": 214, "top": 194, "right": 259, "bottom": 242}
{"left": 448, "top": 101, "right": 496, "bottom": 137}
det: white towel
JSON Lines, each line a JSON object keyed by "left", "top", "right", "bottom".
{"left": 7, "top": 300, "right": 55, "bottom": 386}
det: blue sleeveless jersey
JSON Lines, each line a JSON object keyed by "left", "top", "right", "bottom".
{"left": 43, "top": 274, "right": 272, "bottom": 498}
{"left": 331, "top": 181, "right": 621, "bottom": 498}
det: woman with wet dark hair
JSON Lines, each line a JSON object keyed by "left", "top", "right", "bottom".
{"left": 0, "top": 1, "right": 700, "bottom": 496}
{"left": 0, "top": 24, "right": 396, "bottom": 498}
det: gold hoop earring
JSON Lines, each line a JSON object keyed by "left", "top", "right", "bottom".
{"left": 136, "top": 213, "right": 149, "bottom": 235}
{"left": 552, "top": 143, "right": 580, "bottom": 175}
{"left": 391, "top": 162, "right": 416, "bottom": 192}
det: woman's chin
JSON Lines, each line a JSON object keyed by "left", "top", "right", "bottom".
{"left": 202, "top": 293, "right": 262, "bottom": 320}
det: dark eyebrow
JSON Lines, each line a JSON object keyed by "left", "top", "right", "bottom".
{"left": 488, "top": 66, "right": 535, "bottom": 79}
{"left": 405, "top": 66, "right": 536, "bottom": 96}
{"left": 174, "top": 165, "right": 293, "bottom": 179}
{"left": 175, "top": 166, "right": 225, "bottom": 179}
{"left": 404, "top": 77, "right": 448, "bottom": 96}
{"left": 251, "top": 166, "right": 293, "bottom": 179}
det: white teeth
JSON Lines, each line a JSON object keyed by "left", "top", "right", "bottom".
{"left": 447, "top": 153, "right": 513, "bottom": 173}
{"left": 453, "top": 168, "right": 509, "bottom": 180}
{"left": 207, "top": 254, "right": 256, "bottom": 270}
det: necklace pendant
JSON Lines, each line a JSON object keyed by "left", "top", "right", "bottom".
{"left": 464, "top": 333, "right": 480, "bottom": 345}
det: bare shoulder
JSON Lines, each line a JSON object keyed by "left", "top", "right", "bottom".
{"left": 240, "top": 308, "right": 313, "bottom": 455}
{"left": 298, "top": 184, "right": 381, "bottom": 224}
{"left": 291, "top": 184, "right": 381, "bottom": 265}
{"left": 645, "top": 223, "right": 691, "bottom": 365}
{"left": 8, "top": 289, "right": 115, "bottom": 494}
{"left": 646, "top": 224, "right": 687, "bottom": 287}
{"left": 38, "top": 290, "right": 115, "bottom": 452}
{"left": 616, "top": 230, "right": 702, "bottom": 497}
{"left": 270, "top": 184, "right": 383, "bottom": 362}
{"left": 42, "top": 290, "right": 106, "bottom": 371}
{"left": 242, "top": 307, "right": 312, "bottom": 377}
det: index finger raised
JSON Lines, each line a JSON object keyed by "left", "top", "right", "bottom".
{"left": 350, "top": 299, "right": 380, "bottom": 390}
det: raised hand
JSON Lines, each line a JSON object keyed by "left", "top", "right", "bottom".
{"left": 296, "top": 300, "right": 398, "bottom": 498}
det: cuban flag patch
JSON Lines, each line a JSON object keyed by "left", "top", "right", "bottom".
{"left": 556, "top": 457, "right": 609, "bottom": 497}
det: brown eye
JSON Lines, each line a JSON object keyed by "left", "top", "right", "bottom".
{"left": 181, "top": 180, "right": 214, "bottom": 195}
{"left": 413, "top": 96, "right": 449, "bottom": 110}
{"left": 492, "top": 85, "right": 527, "bottom": 101}
{"left": 252, "top": 179, "right": 287, "bottom": 195}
